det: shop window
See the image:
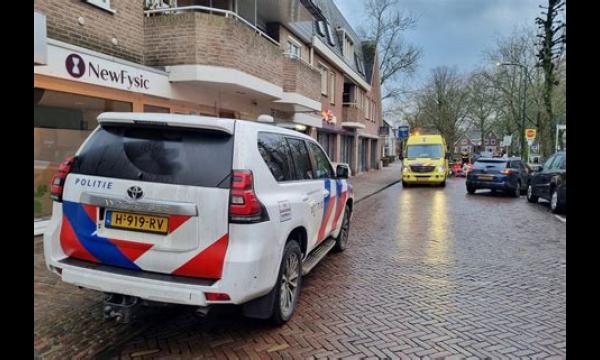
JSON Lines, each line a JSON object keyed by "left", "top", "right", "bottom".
{"left": 143, "top": 104, "right": 170, "bottom": 113}
{"left": 34, "top": 88, "right": 132, "bottom": 220}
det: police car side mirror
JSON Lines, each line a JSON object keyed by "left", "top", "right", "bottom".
{"left": 336, "top": 164, "right": 350, "bottom": 179}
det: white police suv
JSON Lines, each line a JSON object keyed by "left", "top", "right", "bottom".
{"left": 43, "top": 112, "right": 353, "bottom": 324}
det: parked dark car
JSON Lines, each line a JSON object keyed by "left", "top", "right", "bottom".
{"left": 466, "top": 157, "right": 530, "bottom": 197}
{"left": 526, "top": 151, "right": 566, "bottom": 214}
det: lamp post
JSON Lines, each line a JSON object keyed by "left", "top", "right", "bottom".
{"left": 496, "top": 62, "right": 528, "bottom": 159}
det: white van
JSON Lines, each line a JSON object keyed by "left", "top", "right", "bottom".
{"left": 44, "top": 112, "right": 354, "bottom": 324}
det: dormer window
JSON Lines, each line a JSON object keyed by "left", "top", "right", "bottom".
{"left": 325, "top": 22, "right": 337, "bottom": 47}
{"left": 355, "top": 53, "right": 365, "bottom": 75}
{"left": 342, "top": 31, "right": 354, "bottom": 61}
{"left": 316, "top": 20, "right": 326, "bottom": 37}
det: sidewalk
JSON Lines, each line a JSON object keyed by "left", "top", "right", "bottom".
{"left": 351, "top": 161, "right": 402, "bottom": 202}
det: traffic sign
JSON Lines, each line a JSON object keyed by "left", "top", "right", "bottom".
{"left": 397, "top": 126, "right": 409, "bottom": 139}
{"left": 502, "top": 135, "right": 512, "bottom": 147}
{"left": 525, "top": 128, "right": 537, "bottom": 141}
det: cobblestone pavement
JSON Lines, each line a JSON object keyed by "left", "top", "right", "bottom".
{"left": 34, "top": 174, "right": 566, "bottom": 359}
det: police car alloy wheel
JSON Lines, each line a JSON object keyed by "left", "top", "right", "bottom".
{"left": 551, "top": 190, "right": 558, "bottom": 212}
{"left": 272, "top": 241, "right": 302, "bottom": 324}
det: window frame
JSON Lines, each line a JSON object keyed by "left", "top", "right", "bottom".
{"left": 316, "top": 20, "right": 326, "bottom": 37}
{"left": 329, "top": 71, "right": 336, "bottom": 105}
{"left": 85, "top": 0, "right": 116, "bottom": 14}
{"left": 306, "top": 140, "right": 334, "bottom": 179}
{"left": 318, "top": 62, "right": 329, "bottom": 96}
{"left": 325, "top": 22, "right": 337, "bottom": 47}
{"left": 287, "top": 37, "right": 302, "bottom": 60}
{"left": 257, "top": 132, "right": 296, "bottom": 183}
{"left": 285, "top": 136, "right": 316, "bottom": 182}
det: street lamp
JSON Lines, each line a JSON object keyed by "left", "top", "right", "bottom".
{"left": 496, "top": 62, "right": 529, "bottom": 159}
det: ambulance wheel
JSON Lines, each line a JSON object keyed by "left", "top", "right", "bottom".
{"left": 334, "top": 206, "right": 351, "bottom": 252}
{"left": 402, "top": 181, "right": 410, "bottom": 187}
{"left": 270, "top": 240, "right": 302, "bottom": 325}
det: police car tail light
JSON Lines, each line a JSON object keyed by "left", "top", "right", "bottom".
{"left": 205, "top": 292, "right": 231, "bottom": 301}
{"left": 50, "top": 156, "right": 76, "bottom": 202}
{"left": 229, "top": 170, "right": 268, "bottom": 223}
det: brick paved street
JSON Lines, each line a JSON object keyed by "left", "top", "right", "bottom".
{"left": 34, "top": 171, "right": 566, "bottom": 359}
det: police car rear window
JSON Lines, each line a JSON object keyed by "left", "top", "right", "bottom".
{"left": 72, "top": 125, "right": 233, "bottom": 188}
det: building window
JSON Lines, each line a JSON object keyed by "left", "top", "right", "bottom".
{"left": 355, "top": 54, "right": 365, "bottom": 75}
{"left": 287, "top": 38, "right": 301, "bottom": 59}
{"left": 343, "top": 33, "right": 354, "bottom": 61}
{"left": 316, "top": 20, "right": 326, "bottom": 37}
{"left": 85, "top": 0, "right": 115, "bottom": 13}
{"left": 34, "top": 88, "right": 132, "bottom": 220}
{"left": 329, "top": 72, "right": 336, "bottom": 105}
{"left": 318, "top": 63, "right": 328, "bottom": 96}
{"left": 325, "top": 22, "right": 337, "bottom": 47}
{"left": 491, "top": 139, "right": 496, "bottom": 145}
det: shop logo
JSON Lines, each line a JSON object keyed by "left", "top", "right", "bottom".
{"left": 64, "top": 53, "right": 150, "bottom": 90}
{"left": 66, "top": 54, "right": 86, "bottom": 78}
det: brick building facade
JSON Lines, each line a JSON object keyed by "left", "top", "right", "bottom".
{"left": 33, "top": 0, "right": 384, "bottom": 232}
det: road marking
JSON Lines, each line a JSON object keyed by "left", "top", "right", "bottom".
{"left": 554, "top": 215, "right": 566, "bottom": 223}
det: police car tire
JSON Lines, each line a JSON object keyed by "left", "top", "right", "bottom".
{"left": 402, "top": 181, "right": 409, "bottom": 187}
{"left": 334, "top": 206, "right": 351, "bottom": 252}
{"left": 270, "top": 240, "right": 302, "bottom": 325}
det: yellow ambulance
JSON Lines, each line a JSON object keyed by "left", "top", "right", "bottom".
{"left": 402, "top": 134, "right": 449, "bottom": 187}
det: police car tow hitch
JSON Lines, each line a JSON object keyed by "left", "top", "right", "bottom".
{"left": 103, "top": 293, "right": 141, "bottom": 324}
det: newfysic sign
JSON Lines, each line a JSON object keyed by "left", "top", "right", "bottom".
{"left": 65, "top": 53, "right": 150, "bottom": 90}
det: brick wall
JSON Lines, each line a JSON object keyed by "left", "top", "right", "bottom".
{"left": 145, "top": 12, "right": 284, "bottom": 87}
{"left": 34, "top": 0, "right": 144, "bottom": 63}
{"left": 282, "top": 57, "right": 320, "bottom": 101}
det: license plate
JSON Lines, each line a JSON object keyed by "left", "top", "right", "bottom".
{"left": 105, "top": 211, "right": 169, "bottom": 234}
{"left": 478, "top": 175, "right": 493, "bottom": 180}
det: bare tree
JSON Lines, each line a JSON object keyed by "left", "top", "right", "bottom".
{"left": 466, "top": 69, "right": 499, "bottom": 151}
{"left": 414, "top": 66, "right": 470, "bottom": 148}
{"left": 536, "top": 0, "right": 566, "bottom": 156}
{"left": 362, "top": 0, "right": 422, "bottom": 104}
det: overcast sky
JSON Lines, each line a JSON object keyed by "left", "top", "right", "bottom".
{"left": 333, "top": 0, "right": 545, "bottom": 87}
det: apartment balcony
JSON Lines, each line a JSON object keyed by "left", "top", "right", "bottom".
{"left": 144, "top": 5, "right": 320, "bottom": 112}
{"left": 341, "top": 103, "right": 366, "bottom": 129}
{"left": 277, "top": 55, "right": 321, "bottom": 111}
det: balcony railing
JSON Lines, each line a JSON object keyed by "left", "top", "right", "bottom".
{"left": 144, "top": 5, "right": 279, "bottom": 46}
